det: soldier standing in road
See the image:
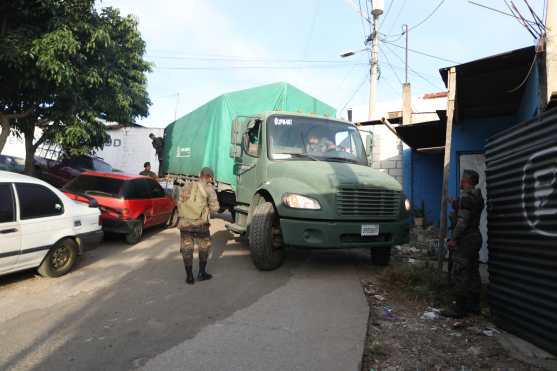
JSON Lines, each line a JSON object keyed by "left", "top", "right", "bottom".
{"left": 178, "top": 167, "right": 220, "bottom": 285}
{"left": 443, "top": 169, "right": 484, "bottom": 318}
{"left": 149, "top": 133, "right": 165, "bottom": 177}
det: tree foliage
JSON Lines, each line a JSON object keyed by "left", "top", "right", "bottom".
{"left": 0, "top": 0, "right": 151, "bottom": 172}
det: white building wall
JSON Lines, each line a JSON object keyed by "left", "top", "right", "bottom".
{"left": 95, "top": 127, "right": 164, "bottom": 175}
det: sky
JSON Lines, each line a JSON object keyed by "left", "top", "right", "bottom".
{"left": 97, "top": 0, "right": 546, "bottom": 127}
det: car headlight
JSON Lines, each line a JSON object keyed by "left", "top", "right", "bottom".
{"left": 282, "top": 193, "right": 321, "bottom": 210}
{"left": 404, "top": 198, "right": 411, "bottom": 211}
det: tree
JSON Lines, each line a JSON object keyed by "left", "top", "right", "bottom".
{"left": 0, "top": 0, "right": 151, "bottom": 173}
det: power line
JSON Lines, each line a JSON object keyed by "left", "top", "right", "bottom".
{"left": 154, "top": 63, "right": 368, "bottom": 71}
{"left": 378, "top": 46, "right": 402, "bottom": 84}
{"left": 303, "top": 0, "right": 321, "bottom": 57}
{"left": 382, "top": 44, "right": 445, "bottom": 89}
{"left": 380, "top": 0, "right": 395, "bottom": 25}
{"left": 339, "top": 71, "right": 369, "bottom": 113}
{"left": 146, "top": 55, "right": 358, "bottom": 64}
{"left": 358, "top": 0, "right": 369, "bottom": 44}
{"left": 387, "top": 0, "right": 407, "bottom": 33}
{"left": 407, "top": 0, "right": 446, "bottom": 32}
{"left": 381, "top": 40, "right": 460, "bottom": 64}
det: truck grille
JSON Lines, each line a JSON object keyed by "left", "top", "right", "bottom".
{"left": 336, "top": 187, "right": 400, "bottom": 219}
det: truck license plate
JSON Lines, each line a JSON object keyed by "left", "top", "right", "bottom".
{"left": 361, "top": 224, "right": 379, "bottom": 236}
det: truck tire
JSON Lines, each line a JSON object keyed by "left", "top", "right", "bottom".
{"left": 249, "top": 201, "right": 285, "bottom": 271}
{"left": 371, "top": 246, "right": 391, "bottom": 266}
{"left": 38, "top": 239, "right": 78, "bottom": 277}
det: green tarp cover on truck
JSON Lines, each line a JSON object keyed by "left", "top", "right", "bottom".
{"left": 163, "top": 82, "right": 336, "bottom": 188}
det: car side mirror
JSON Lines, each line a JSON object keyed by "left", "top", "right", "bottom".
{"left": 88, "top": 198, "right": 99, "bottom": 208}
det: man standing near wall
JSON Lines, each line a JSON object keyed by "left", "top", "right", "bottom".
{"left": 442, "top": 170, "right": 484, "bottom": 318}
{"left": 178, "top": 167, "right": 220, "bottom": 285}
{"left": 149, "top": 133, "right": 164, "bottom": 177}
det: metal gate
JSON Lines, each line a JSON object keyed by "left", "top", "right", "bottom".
{"left": 485, "top": 108, "right": 557, "bottom": 355}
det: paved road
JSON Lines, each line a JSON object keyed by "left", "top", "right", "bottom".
{"left": 0, "top": 217, "right": 369, "bottom": 371}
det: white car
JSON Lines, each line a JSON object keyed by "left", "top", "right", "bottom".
{"left": 0, "top": 171, "right": 103, "bottom": 277}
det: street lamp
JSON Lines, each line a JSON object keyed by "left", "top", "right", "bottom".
{"left": 339, "top": 48, "right": 369, "bottom": 58}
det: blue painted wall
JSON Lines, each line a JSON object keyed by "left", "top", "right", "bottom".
{"left": 403, "top": 147, "right": 443, "bottom": 225}
{"left": 515, "top": 61, "right": 540, "bottom": 123}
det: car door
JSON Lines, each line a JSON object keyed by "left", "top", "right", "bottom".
{"left": 148, "top": 179, "right": 172, "bottom": 225}
{"left": 15, "top": 182, "right": 68, "bottom": 269}
{"left": 127, "top": 179, "right": 155, "bottom": 226}
{"left": 0, "top": 183, "right": 21, "bottom": 274}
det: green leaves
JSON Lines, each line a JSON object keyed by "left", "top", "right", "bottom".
{"left": 0, "top": 0, "right": 151, "bottom": 170}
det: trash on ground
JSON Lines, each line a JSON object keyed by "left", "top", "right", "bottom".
{"left": 383, "top": 305, "right": 396, "bottom": 321}
{"left": 374, "top": 294, "right": 385, "bottom": 301}
{"left": 421, "top": 311, "right": 439, "bottom": 320}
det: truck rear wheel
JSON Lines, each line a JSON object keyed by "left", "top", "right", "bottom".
{"left": 371, "top": 246, "right": 391, "bottom": 266}
{"left": 249, "top": 201, "right": 285, "bottom": 271}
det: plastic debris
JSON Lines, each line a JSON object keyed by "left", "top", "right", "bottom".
{"left": 383, "top": 305, "right": 396, "bottom": 320}
{"left": 374, "top": 294, "right": 385, "bottom": 301}
{"left": 421, "top": 311, "right": 439, "bottom": 320}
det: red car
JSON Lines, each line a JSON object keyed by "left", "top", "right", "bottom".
{"left": 63, "top": 172, "right": 177, "bottom": 244}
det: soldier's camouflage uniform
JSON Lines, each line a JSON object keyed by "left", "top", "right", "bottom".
{"left": 178, "top": 181, "right": 219, "bottom": 266}
{"left": 451, "top": 187, "right": 484, "bottom": 309}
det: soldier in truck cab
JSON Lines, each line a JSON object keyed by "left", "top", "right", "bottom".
{"left": 306, "top": 134, "right": 336, "bottom": 153}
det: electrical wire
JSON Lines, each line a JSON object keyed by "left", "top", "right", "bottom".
{"left": 146, "top": 55, "right": 354, "bottom": 63}
{"left": 380, "top": 0, "right": 395, "bottom": 26}
{"left": 507, "top": 54, "right": 537, "bottom": 93}
{"left": 386, "top": 0, "right": 407, "bottom": 34}
{"left": 303, "top": 0, "right": 321, "bottom": 58}
{"left": 382, "top": 43, "right": 445, "bottom": 89}
{"left": 381, "top": 41, "right": 460, "bottom": 64}
{"left": 154, "top": 63, "right": 368, "bottom": 71}
{"left": 467, "top": 1, "right": 538, "bottom": 26}
{"left": 407, "top": 0, "right": 446, "bottom": 33}
{"left": 358, "top": 0, "right": 369, "bottom": 44}
{"left": 378, "top": 46, "right": 402, "bottom": 84}
{"left": 339, "top": 71, "right": 370, "bottom": 113}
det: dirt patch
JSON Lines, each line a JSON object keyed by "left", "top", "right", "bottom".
{"left": 359, "top": 261, "right": 546, "bottom": 371}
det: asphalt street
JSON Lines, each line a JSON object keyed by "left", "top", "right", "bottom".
{"left": 0, "top": 216, "right": 369, "bottom": 371}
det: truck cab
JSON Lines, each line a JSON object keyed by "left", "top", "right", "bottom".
{"left": 227, "top": 112, "right": 410, "bottom": 270}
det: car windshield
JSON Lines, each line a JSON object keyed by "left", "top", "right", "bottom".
{"left": 63, "top": 175, "right": 125, "bottom": 198}
{"left": 267, "top": 115, "right": 367, "bottom": 164}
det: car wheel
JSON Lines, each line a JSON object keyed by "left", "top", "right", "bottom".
{"left": 125, "top": 218, "right": 144, "bottom": 245}
{"left": 249, "top": 201, "right": 285, "bottom": 271}
{"left": 38, "top": 239, "right": 78, "bottom": 277}
{"left": 167, "top": 208, "right": 179, "bottom": 228}
{"left": 371, "top": 246, "right": 391, "bottom": 266}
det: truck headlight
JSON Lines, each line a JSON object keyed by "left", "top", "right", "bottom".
{"left": 404, "top": 198, "right": 411, "bottom": 211}
{"left": 282, "top": 193, "right": 321, "bottom": 210}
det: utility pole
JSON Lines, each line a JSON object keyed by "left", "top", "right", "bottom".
{"left": 402, "top": 23, "right": 411, "bottom": 126}
{"left": 545, "top": 0, "right": 557, "bottom": 106}
{"left": 368, "top": 1, "right": 384, "bottom": 120}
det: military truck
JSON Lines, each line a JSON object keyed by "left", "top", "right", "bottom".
{"left": 163, "top": 83, "right": 410, "bottom": 270}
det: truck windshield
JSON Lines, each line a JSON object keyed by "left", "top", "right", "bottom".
{"left": 267, "top": 115, "right": 367, "bottom": 164}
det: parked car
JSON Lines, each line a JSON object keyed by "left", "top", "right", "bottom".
{"left": 0, "top": 155, "right": 25, "bottom": 173}
{"left": 37, "top": 154, "right": 113, "bottom": 188}
{"left": 63, "top": 172, "right": 177, "bottom": 244}
{"left": 0, "top": 171, "right": 103, "bottom": 278}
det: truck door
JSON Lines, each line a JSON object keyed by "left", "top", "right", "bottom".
{"left": 235, "top": 120, "right": 261, "bottom": 204}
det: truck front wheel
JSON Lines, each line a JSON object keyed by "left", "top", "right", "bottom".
{"left": 249, "top": 201, "right": 285, "bottom": 271}
{"left": 371, "top": 246, "right": 391, "bottom": 266}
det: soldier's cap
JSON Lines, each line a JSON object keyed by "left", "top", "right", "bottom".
{"left": 462, "top": 169, "right": 479, "bottom": 185}
{"left": 144, "top": 161, "right": 151, "bottom": 167}
{"left": 200, "top": 167, "right": 214, "bottom": 178}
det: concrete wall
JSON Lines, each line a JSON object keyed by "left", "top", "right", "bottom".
{"left": 369, "top": 125, "right": 403, "bottom": 184}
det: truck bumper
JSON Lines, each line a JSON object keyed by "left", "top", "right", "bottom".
{"left": 76, "top": 230, "right": 104, "bottom": 253}
{"left": 279, "top": 218, "right": 409, "bottom": 249}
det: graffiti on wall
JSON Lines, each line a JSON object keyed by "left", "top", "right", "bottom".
{"left": 522, "top": 146, "right": 557, "bottom": 237}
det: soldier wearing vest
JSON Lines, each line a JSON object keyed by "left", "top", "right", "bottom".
{"left": 178, "top": 167, "right": 220, "bottom": 285}
{"left": 443, "top": 169, "right": 485, "bottom": 318}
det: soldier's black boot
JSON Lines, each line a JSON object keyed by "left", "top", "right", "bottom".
{"left": 441, "top": 296, "right": 467, "bottom": 319}
{"left": 185, "top": 265, "right": 195, "bottom": 285}
{"left": 197, "top": 261, "right": 213, "bottom": 281}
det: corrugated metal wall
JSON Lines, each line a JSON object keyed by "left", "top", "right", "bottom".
{"left": 485, "top": 108, "right": 557, "bottom": 355}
